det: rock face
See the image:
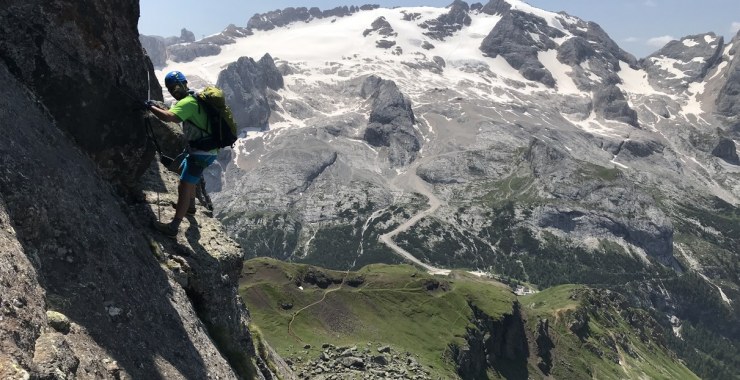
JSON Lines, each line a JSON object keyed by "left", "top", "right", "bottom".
{"left": 362, "top": 75, "right": 421, "bottom": 167}
{"left": 480, "top": 10, "right": 563, "bottom": 87}
{"left": 217, "top": 54, "right": 285, "bottom": 131}
{"left": 0, "top": 2, "right": 289, "bottom": 379}
{"left": 419, "top": 0, "right": 472, "bottom": 41}
{"left": 0, "top": 62, "right": 260, "bottom": 378}
{"left": 0, "top": 1, "right": 156, "bottom": 186}
{"left": 643, "top": 33, "right": 725, "bottom": 93}
{"left": 449, "top": 303, "right": 529, "bottom": 380}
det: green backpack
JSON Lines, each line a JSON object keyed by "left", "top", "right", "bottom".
{"left": 190, "top": 86, "right": 238, "bottom": 150}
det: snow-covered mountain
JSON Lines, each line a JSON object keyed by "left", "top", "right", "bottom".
{"left": 148, "top": 2, "right": 739, "bottom": 375}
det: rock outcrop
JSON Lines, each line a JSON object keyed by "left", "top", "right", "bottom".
{"left": 593, "top": 85, "right": 640, "bottom": 127}
{"left": 363, "top": 16, "right": 397, "bottom": 38}
{"left": 480, "top": 0, "right": 511, "bottom": 15}
{"left": 479, "top": 10, "right": 563, "bottom": 87}
{"left": 449, "top": 302, "right": 529, "bottom": 380}
{"left": 361, "top": 75, "right": 421, "bottom": 167}
{"left": 524, "top": 139, "right": 674, "bottom": 261}
{"left": 217, "top": 54, "right": 285, "bottom": 131}
{"left": 419, "top": 0, "right": 472, "bottom": 41}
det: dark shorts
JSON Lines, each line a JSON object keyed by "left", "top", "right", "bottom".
{"left": 180, "top": 154, "right": 217, "bottom": 184}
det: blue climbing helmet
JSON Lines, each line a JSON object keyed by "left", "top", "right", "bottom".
{"left": 164, "top": 70, "right": 187, "bottom": 87}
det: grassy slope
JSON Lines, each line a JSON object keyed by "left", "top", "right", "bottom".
{"left": 240, "top": 258, "right": 514, "bottom": 378}
{"left": 241, "top": 258, "right": 698, "bottom": 379}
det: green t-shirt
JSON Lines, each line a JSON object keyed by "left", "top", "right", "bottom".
{"left": 169, "top": 95, "right": 217, "bottom": 154}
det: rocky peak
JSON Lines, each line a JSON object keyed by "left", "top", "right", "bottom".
{"left": 643, "top": 33, "right": 725, "bottom": 92}
{"left": 217, "top": 54, "right": 284, "bottom": 132}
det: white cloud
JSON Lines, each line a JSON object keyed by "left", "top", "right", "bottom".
{"left": 731, "top": 22, "right": 740, "bottom": 34}
{"left": 624, "top": 37, "right": 639, "bottom": 43}
{"left": 647, "top": 35, "right": 675, "bottom": 48}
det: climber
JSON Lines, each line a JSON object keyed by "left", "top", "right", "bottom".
{"left": 145, "top": 70, "right": 217, "bottom": 237}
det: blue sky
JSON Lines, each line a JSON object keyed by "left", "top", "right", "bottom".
{"left": 139, "top": 0, "right": 740, "bottom": 58}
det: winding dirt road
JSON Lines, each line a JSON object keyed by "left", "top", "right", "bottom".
{"left": 378, "top": 161, "right": 451, "bottom": 275}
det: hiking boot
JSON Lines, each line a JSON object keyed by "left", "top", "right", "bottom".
{"left": 152, "top": 220, "right": 178, "bottom": 238}
{"left": 170, "top": 202, "right": 196, "bottom": 215}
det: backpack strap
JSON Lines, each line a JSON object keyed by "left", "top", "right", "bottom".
{"left": 188, "top": 93, "right": 211, "bottom": 134}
